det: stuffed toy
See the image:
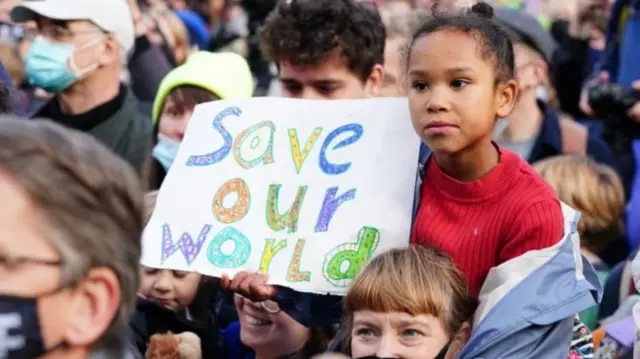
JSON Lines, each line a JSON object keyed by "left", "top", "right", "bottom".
{"left": 145, "top": 332, "right": 202, "bottom": 359}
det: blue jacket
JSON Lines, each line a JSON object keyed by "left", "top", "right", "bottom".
{"left": 457, "top": 203, "right": 601, "bottom": 358}
{"left": 528, "top": 101, "right": 615, "bottom": 167}
{"left": 626, "top": 141, "right": 640, "bottom": 250}
{"left": 222, "top": 322, "right": 254, "bottom": 359}
{"left": 595, "top": 0, "right": 640, "bottom": 87}
{"left": 596, "top": 0, "right": 640, "bottom": 251}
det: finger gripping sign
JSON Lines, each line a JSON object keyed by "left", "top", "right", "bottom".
{"left": 141, "top": 98, "right": 420, "bottom": 295}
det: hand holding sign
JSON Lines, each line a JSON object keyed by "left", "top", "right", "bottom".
{"left": 220, "top": 271, "right": 276, "bottom": 302}
{"left": 141, "top": 97, "right": 420, "bottom": 295}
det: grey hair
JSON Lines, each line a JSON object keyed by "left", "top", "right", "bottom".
{"left": 0, "top": 116, "right": 144, "bottom": 344}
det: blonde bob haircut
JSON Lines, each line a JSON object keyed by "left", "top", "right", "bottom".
{"left": 533, "top": 155, "right": 625, "bottom": 253}
{"left": 344, "top": 246, "right": 476, "bottom": 346}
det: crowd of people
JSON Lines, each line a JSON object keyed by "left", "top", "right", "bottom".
{"left": 0, "top": 0, "right": 639, "bottom": 358}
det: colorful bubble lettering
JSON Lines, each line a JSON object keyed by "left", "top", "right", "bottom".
{"left": 287, "top": 239, "right": 311, "bottom": 282}
{"left": 288, "top": 127, "right": 323, "bottom": 174}
{"left": 266, "top": 184, "right": 308, "bottom": 234}
{"left": 314, "top": 186, "right": 356, "bottom": 232}
{"left": 213, "top": 178, "right": 250, "bottom": 224}
{"left": 161, "top": 223, "right": 212, "bottom": 266}
{"left": 318, "top": 123, "right": 363, "bottom": 175}
{"left": 322, "top": 226, "right": 380, "bottom": 287}
{"left": 232, "top": 121, "right": 276, "bottom": 169}
{"left": 207, "top": 227, "right": 251, "bottom": 268}
{"left": 187, "top": 106, "right": 241, "bottom": 166}
{"left": 259, "top": 238, "right": 287, "bottom": 273}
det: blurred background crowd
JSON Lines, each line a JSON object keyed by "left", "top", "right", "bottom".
{"left": 1, "top": 0, "right": 640, "bottom": 358}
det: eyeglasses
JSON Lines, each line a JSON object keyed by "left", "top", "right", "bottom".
{"left": 0, "top": 253, "right": 62, "bottom": 272}
{"left": 24, "top": 25, "right": 103, "bottom": 42}
{"left": 234, "top": 293, "right": 280, "bottom": 314}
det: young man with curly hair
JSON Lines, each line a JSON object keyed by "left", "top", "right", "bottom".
{"left": 259, "top": 0, "right": 385, "bottom": 100}
{"left": 221, "top": 0, "right": 386, "bottom": 329}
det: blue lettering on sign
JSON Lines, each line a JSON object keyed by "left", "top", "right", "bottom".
{"left": 318, "top": 123, "right": 363, "bottom": 175}
{"left": 187, "top": 106, "right": 242, "bottom": 166}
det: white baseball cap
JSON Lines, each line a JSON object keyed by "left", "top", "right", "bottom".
{"left": 10, "top": 0, "right": 135, "bottom": 54}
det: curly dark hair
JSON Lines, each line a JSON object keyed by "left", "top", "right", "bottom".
{"left": 259, "top": 0, "right": 386, "bottom": 82}
{"left": 408, "top": 2, "right": 515, "bottom": 84}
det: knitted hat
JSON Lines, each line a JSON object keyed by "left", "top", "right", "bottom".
{"left": 152, "top": 51, "right": 254, "bottom": 124}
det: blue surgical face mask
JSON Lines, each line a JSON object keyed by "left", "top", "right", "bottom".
{"left": 153, "top": 134, "right": 181, "bottom": 171}
{"left": 25, "top": 35, "right": 102, "bottom": 93}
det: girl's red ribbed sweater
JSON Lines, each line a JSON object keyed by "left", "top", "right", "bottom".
{"left": 411, "top": 147, "right": 564, "bottom": 297}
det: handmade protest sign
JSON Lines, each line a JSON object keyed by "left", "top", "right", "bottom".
{"left": 141, "top": 97, "right": 420, "bottom": 295}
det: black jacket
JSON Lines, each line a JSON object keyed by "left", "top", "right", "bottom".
{"left": 33, "top": 86, "right": 153, "bottom": 174}
{"left": 129, "top": 298, "right": 223, "bottom": 358}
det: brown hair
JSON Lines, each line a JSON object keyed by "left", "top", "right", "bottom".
{"left": 343, "top": 246, "right": 475, "bottom": 351}
{"left": 152, "top": 9, "right": 191, "bottom": 65}
{"left": 533, "top": 155, "right": 625, "bottom": 253}
{"left": 0, "top": 116, "right": 144, "bottom": 344}
{"left": 144, "top": 85, "right": 219, "bottom": 190}
{"left": 259, "top": 0, "right": 386, "bottom": 82}
{"left": 161, "top": 85, "right": 219, "bottom": 119}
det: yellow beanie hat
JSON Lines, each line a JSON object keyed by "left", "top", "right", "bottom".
{"left": 152, "top": 51, "right": 254, "bottom": 124}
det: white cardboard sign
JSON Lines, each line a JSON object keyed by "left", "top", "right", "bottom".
{"left": 141, "top": 97, "right": 420, "bottom": 295}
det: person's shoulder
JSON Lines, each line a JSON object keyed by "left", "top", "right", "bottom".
{"left": 133, "top": 110, "right": 153, "bottom": 135}
{"left": 502, "top": 149, "right": 560, "bottom": 202}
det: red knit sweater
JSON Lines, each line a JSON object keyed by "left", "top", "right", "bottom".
{"left": 411, "top": 147, "right": 564, "bottom": 298}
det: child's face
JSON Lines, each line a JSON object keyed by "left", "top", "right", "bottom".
{"left": 139, "top": 267, "right": 201, "bottom": 311}
{"left": 407, "top": 30, "right": 517, "bottom": 155}
{"left": 158, "top": 96, "right": 196, "bottom": 143}
{"left": 279, "top": 48, "right": 383, "bottom": 100}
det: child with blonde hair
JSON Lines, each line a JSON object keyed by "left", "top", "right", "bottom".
{"left": 534, "top": 154, "right": 625, "bottom": 330}
{"left": 534, "top": 155, "right": 625, "bottom": 272}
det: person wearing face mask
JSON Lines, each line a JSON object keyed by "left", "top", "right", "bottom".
{"left": 492, "top": 7, "right": 614, "bottom": 167}
{"left": 0, "top": 116, "right": 145, "bottom": 359}
{"left": 343, "top": 246, "right": 475, "bottom": 359}
{"left": 146, "top": 50, "right": 253, "bottom": 189}
{"left": 10, "top": 0, "right": 153, "bottom": 173}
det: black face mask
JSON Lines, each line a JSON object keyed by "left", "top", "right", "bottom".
{"left": 355, "top": 339, "right": 451, "bottom": 359}
{"left": 0, "top": 294, "right": 67, "bottom": 359}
